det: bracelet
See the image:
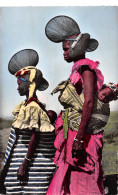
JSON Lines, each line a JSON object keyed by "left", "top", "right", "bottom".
{"left": 74, "top": 138, "right": 79, "bottom": 142}
{"left": 80, "top": 140, "right": 84, "bottom": 143}
{"left": 74, "top": 136, "right": 84, "bottom": 143}
{"left": 25, "top": 156, "right": 31, "bottom": 161}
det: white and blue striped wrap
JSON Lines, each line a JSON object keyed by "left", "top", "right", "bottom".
{"left": 4, "top": 127, "right": 56, "bottom": 194}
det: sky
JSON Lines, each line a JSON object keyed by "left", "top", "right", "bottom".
{"left": 0, "top": 6, "right": 118, "bottom": 118}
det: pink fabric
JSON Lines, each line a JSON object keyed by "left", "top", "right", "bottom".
{"left": 69, "top": 58, "right": 104, "bottom": 91}
{"left": 47, "top": 113, "right": 105, "bottom": 195}
{"left": 47, "top": 59, "right": 105, "bottom": 195}
{"left": 47, "top": 162, "right": 104, "bottom": 195}
{"left": 68, "top": 166, "right": 104, "bottom": 195}
{"left": 47, "top": 162, "right": 69, "bottom": 195}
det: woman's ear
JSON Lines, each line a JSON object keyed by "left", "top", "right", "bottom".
{"left": 69, "top": 33, "right": 90, "bottom": 59}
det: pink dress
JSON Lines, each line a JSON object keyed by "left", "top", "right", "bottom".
{"left": 47, "top": 59, "right": 105, "bottom": 195}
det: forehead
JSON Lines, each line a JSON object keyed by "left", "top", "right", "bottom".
{"left": 62, "top": 40, "right": 70, "bottom": 48}
{"left": 102, "top": 87, "right": 113, "bottom": 94}
{"left": 17, "top": 74, "right": 30, "bottom": 84}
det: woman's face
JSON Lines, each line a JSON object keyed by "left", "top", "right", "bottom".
{"left": 62, "top": 41, "right": 73, "bottom": 63}
{"left": 62, "top": 40, "right": 85, "bottom": 63}
{"left": 98, "top": 87, "right": 114, "bottom": 103}
{"left": 17, "top": 74, "right": 30, "bottom": 97}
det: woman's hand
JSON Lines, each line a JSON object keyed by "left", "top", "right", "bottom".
{"left": 72, "top": 69, "right": 95, "bottom": 159}
{"left": 72, "top": 130, "right": 84, "bottom": 158}
{"left": 17, "top": 159, "right": 29, "bottom": 181}
{"left": 17, "top": 131, "right": 39, "bottom": 181}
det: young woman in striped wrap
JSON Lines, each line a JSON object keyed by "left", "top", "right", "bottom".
{"left": 2, "top": 49, "right": 56, "bottom": 195}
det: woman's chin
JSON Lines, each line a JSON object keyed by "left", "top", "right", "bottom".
{"left": 64, "top": 58, "right": 72, "bottom": 63}
{"left": 18, "top": 91, "right": 25, "bottom": 96}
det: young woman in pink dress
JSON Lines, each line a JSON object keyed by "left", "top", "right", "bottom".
{"left": 45, "top": 15, "right": 105, "bottom": 195}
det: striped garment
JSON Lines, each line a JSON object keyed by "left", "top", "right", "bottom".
{"left": 4, "top": 128, "right": 56, "bottom": 195}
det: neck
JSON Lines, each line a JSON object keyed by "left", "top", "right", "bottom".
{"left": 74, "top": 54, "right": 86, "bottom": 62}
{"left": 26, "top": 93, "right": 37, "bottom": 100}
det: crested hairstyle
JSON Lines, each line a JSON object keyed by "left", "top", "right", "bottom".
{"left": 45, "top": 15, "right": 99, "bottom": 59}
{"left": 8, "top": 49, "right": 49, "bottom": 100}
{"left": 8, "top": 49, "right": 39, "bottom": 75}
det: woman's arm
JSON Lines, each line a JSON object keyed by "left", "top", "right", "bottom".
{"left": 17, "top": 130, "right": 39, "bottom": 181}
{"left": 72, "top": 69, "right": 95, "bottom": 152}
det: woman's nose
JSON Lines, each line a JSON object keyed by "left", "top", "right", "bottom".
{"left": 63, "top": 51, "right": 66, "bottom": 56}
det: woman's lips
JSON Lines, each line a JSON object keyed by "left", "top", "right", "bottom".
{"left": 64, "top": 56, "right": 68, "bottom": 59}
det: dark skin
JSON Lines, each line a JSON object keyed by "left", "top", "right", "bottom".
{"left": 72, "top": 87, "right": 115, "bottom": 156}
{"left": 63, "top": 41, "right": 85, "bottom": 63}
{"left": 17, "top": 75, "right": 40, "bottom": 181}
{"left": 17, "top": 75, "right": 30, "bottom": 97}
{"left": 98, "top": 87, "right": 115, "bottom": 103}
{"left": 63, "top": 41, "right": 95, "bottom": 153}
{"left": 17, "top": 131, "right": 39, "bottom": 181}
{"left": 47, "top": 110, "right": 57, "bottom": 125}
